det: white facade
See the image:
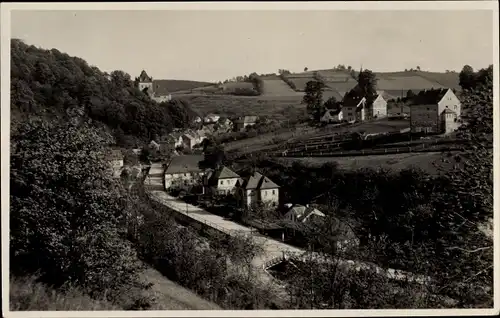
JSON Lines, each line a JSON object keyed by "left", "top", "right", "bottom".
{"left": 165, "top": 171, "right": 205, "bottom": 189}
{"left": 410, "top": 89, "right": 461, "bottom": 134}
{"left": 368, "top": 95, "right": 388, "bottom": 119}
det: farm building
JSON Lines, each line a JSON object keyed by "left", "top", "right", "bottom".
{"left": 181, "top": 130, "right": 207, "bottom": 150}
{"left": 136, "top": 70, "right": 172, "bottom": 103}
{"left": 203, "top": 166, "right": 241, "bottom": 196}
{"left": 235, "top": 172, "right": 280, "bottom": 209}
{"left": 149, "top": 140, "right": 160, "bottom": 151}
{"left": 342, "top": 90, "right": 388, "bottom": 122}
{"left": 409, "top": 88, "right": 461, "bottom": 134}
{"left": 164, "top": 155, "right": 205, "bottom": 190}
{"left": 320, "top": 109, "right": 343, "bottom": 123}
{"left": 234, "top": 116, "right": 259, "bottom": 131}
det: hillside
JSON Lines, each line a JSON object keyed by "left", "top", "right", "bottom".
{"left": 10, "top": 39, "right": 197, "bottom": 146}
{"left": 153, "top": 79, "right": 214, "bottom": 93}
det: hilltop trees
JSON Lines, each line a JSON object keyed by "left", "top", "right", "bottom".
{"left": 303, "top": 80, "right": 326, "bottom": 121}
{"left": 357, "top": 69, "right": 377, "bottom": 95}
{"left": 11, "top": 39, "right": 196, "bottom": 146}
{"left": 459, "top": 65, "right": 476, "bottom": 90}
{"left": 10, "top": 119, "right": 148, "bottom": 302}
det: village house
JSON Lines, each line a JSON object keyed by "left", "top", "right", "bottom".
{"left": 234, "top": 116, "right": 258, "bottom": 131}
{"left": 320, "top": 109, "right": 343, "bottom": 123}
{"left": 342, "top": 91, "right": 388, "bottom": 122}
{"left": 164, "top": 155, "right": 205, "bottom": 190}
{"left": 203, "top": 166, "right": 241, "bottom": 196}
{"left": 193, "top": 116, "right": 202, "bottom": 124}
{"left": 204, "top": 113, "right": 221, "bottom": 124}
{"left": 235, "top": 172, "right": 280, "bottom": 208}
{"left": 136, "top": 70, "right": 172, "bottom": 103}
{"left": 181, "top": 130, "right": 207, "bottom": 150}
{"left": 283, "top": 204, "right": 326, "bottom": 223}
{"left": 409, "top": 88, "right": 461, "bottom": 134}
{"left": 215, "top": 117, "right": 233, "bottom": 133}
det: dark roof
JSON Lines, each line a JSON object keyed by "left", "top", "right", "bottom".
{"left": 206, "top": 166, "right": 240, "bottom": 185}
{"left": 165, "top": 155, "right": 204, "bottom": 174}
{"left": 152, "top": 80, "right": 173, "bottom": 97}
{"left": 410, "top": 88, "right": 450, "bottom": 105}
{"left": 240, "top": 172, "right": 279, "bottom": 190}
{"left": 138, "top": 70, "right": 152, "bottom": 82}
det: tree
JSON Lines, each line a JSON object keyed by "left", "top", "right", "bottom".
{"left": 303, "top": 80, "right": 326, "bottom": 121}
{"left": 323, "top": 96, "right": 339, "bottom": 111}
{"left": 459, "top": 65, "right": 476, "bottom": 90}
{"left": 10, "top": 119, "right": 148, "bottom": 301}
{"left": 357, "top": 69, "right": 377, "bottom": 95}
{"left": 199, "top": 139, "right": 226, "bottom": 170}
{"left": 406, "top": 89, "right": 416, "bottom": 99}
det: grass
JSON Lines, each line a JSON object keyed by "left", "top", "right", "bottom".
{"left": 10, "top": 265, "right": 221, "bottom": 311}
{"left": 155, "top": 80, "right": 214, "bottom": 93}
{"left": 261, "top": 79, "right": 302, "bottom": 96}
{"left": 177, "top": 94, "right": 305, "bottom": 120}
{"left": 10, "top": 275, "right": 119, "bottom": 311}
{"left": 274, "top": 151, "right": 449, "bottom": 175}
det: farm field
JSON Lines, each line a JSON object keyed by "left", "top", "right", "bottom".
{"left": 224, "top": 119, "right": 410, "bottom": 158}
{"left": 155, "top": 80, "right": 214, "bottom": 93}
{"left": 274, "top": 151, "right": 450, "bottom": 175}
{"left": 261, "top": 79, "right": 302, "bottom": 97}
{"left": 178, "top": 94, "right": 305, "bottom": 120}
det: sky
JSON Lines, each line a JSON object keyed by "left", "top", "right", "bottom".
{"left": 10, "top": 9, "right": 494, "bottom": 82}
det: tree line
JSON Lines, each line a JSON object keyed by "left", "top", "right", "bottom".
{"left": 11, "top": 39, "right": 198, "bottom": 148}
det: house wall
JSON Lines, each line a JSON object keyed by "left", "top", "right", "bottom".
{"left": 211, "top": 177, "right": 240, "bottom": 195}
{"left": 410, "top": 104, "right": 439, "bottom": 133}
{"left": 259, "top": 188, "right": 279, "bottom": 207}
{"left": 437, "top": 89, "right": 461, "bottom": 117}
{"left": 371, "top": 96, "right": 388, "bottom": 119}
{"left": 243, "top": 189, "right": 257, "bottom": 207}
{"left": 111, "top": 159, "right": 124, "bottom": 169}
{"left": 138, "top": 82, "right": 153, "bottom": 92}
{"left": 181, "top": 135, "right": 195, "bottom": 149}
{"left": 441, "top": 112, "right": 459, "bottom": 134}
{"left": 152, "top": 95, "right": 172, "bottom": 103}
{"left": 343, "top": 106, "right": 357, "bottom": 122}
{"left": 165, "top": 171, "right": 204, "bottom": 189}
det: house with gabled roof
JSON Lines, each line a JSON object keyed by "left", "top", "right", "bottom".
{"left": 204, "top": 113, "right": 221, "bottom": 124}
{"left": 409, "top": 88, "right": 461, "bottom": 134}
{"left": 283, "top": 204, "right": 326, "bottom": 223}
{"left": 235, "top": 171, "right": 280, "bottom": 208}
{"left": 342, "top": 89, "right": 388, "bottom": 122}
{"left": 203, "top": 166, "right": 241, "bottom": 196}
{"left": 164, "top": 155, "right": 205, "bottom": 189}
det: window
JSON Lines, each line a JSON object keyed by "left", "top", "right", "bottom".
{"left": 454, "top": 105, "right": 457, "bottom": 110}
{"left": 272, "top": 190, "right": 276, "bottom": 195}
{"left": 264, "top": 191, "right": 267, "bottom": 197}
{"left": 227, "top": 180, "right": 230, "bottom": 185}
{"left": 220, "top": 180, "right": 224, "bottom": 185}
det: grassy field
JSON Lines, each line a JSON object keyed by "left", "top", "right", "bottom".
{"left": 274, "top": 151, "right": 450, "bottom": 175}
{"left": 224, "top": 119, "right": 410, "bottom": 157}
{"left": 156, "top": 80, "right": 214, "bottom": 93}
{"left": 261, "top": 79, "right": 302, "bottom": 97}
{"left": 178, "top": 94, "right": 305, "bottom": 120}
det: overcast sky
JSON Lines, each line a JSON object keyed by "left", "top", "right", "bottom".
{"left": 11, "top": 9, "right": 494, "bottom": 82}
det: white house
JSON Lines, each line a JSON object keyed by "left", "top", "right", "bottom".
{"left": 320, "top": 109, "right": 343, "bottom": 123}
{"left": 342, "top": 94, "right": 366, "bottom": 122}
{"left": 181, "top": 130, "right": 207, "bottom": 150}
{"left": 234, "top": 116, "right": 258, "bottom": 131}
{"left": 409, "top": 88, "right": 461, "bottom": 134}
{"left": 106, "top": 149, "right": 124, "bottom": 178}
{"left": 366, "top": 94, "right": 388, "bottom": 119}
{"left": 203, "top": 166, "right": 241, "bottom": 195}
{"left": 164, "top": 155, "right": 205, "bottom": 190}
{"left": 236, "top": 172, "right": 280, "bottom": 208}
{"left": 149, "top": 140, "right": 160, "bottom": 151}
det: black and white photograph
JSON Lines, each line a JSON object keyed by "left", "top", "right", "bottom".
{"left": 1, "top": 1, "right": 498, "bottom": 316}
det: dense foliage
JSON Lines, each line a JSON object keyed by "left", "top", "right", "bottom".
{"left": 11, "top": 39, "right": 197, "bottom": 146}
{"left": 10, "top": 120, "right": 148, "bottom": 303}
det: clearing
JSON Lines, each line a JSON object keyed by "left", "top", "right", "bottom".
{"left": 261, "top": 79, "right": 302, "bottom": 97}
